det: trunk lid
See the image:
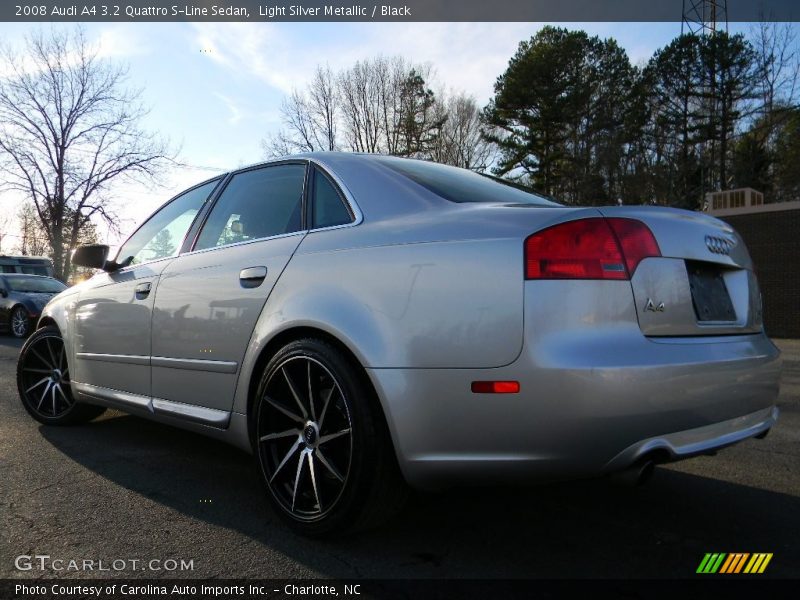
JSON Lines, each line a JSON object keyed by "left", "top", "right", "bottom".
{"left": 597, "top": 206, "right": 763, "bottom": 336}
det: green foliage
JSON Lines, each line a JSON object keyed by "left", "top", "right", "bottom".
{"left": 396, "top": 69, "right": 445, "bottom": 157}
{"left": 643, "top": 34, "right": 706, "bottom": 208}
{"left": 484, "top": 27, "right": 642, "bottom": 205}
{"left": 773, "top": 108, "right": 800, "bottom": 201}
{"left": 485, "top": 27, "right": 790, "bottom": 208}
{"left": 269, "top": 26, "right": 795, "bottom": 207}
{"left": 732, "top": 131, "right": 772, "bottom": 193}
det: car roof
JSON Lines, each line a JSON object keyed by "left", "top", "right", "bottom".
{"left": 233, "top": 151, "right": 390, "bottom": 172}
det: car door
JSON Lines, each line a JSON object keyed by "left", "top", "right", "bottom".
{"left": 71, "top": 179, "right": 219, "bottom": 401}
{"left": 149, "top": 162, "right": 308, "bottom": 420}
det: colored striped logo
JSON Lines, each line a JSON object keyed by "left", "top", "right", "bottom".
{"left": 696, "top": 553, "right": 773, "bottom": 574}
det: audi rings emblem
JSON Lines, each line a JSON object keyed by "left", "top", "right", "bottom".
{"left": 705, "top": 235, "right": 735, "bottom": 255}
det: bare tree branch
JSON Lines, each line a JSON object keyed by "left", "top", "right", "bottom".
{"left": 0, "top": 26, "right": 174, "bottom": 280}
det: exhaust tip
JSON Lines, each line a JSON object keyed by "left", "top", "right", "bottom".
{"left": 637, "top": 460, "right": 655, "bottom": 485}
{"left": 612, "top": 459, "right": 656, "bottom": 487}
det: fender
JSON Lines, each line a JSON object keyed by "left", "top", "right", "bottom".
{"left": 38, "top": 290, "right": 79, "bottom": 363}
{"left": 231, "top": 282, "right": 381, "bottom": 416}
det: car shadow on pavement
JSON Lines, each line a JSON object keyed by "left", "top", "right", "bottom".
{"left": 38, "top": 411, "right": 799, "bottom": 579}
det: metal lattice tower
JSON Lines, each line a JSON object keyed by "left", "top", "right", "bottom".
{"left": 681, "top": 0, "right": 728, "bottom": 37}
{"left": 682, "top": 0, "right": 730, "bottom": 202}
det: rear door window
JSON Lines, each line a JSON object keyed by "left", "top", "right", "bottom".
{"left": 194, "top": 164, "right": 307, "bottom": 251}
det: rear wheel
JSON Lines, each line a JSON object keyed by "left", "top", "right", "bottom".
{"left": 253, "top": 338, "right": 407, "bottom": 536}
{"left": 17, "top": 326, "right": 106, "bottom": 425}
{"left": 10, "top": 306, "right": 31, "bottom": 338}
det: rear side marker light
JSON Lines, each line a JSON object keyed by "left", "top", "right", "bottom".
{"left": 525, "top": 217, "right": 660, "bottom": 280}
{"left": 471, "top": 381, "right": 520, "bottom": 394}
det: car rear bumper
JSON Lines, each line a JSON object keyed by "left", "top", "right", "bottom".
{"left": 603, "top": 405, "right": 778, "bottom": 473}
{"left": 368, "top": 332, "right": 781, "bottom": 489}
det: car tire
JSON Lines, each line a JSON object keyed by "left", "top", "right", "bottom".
{"left": 17, "top": 326, "right": 107, "bottom": 425}
{"left": 10, "top": 305, "right": 31, "bottom": 338}
{"left": 253, "top": 337, "right": 407, "bottom": 536}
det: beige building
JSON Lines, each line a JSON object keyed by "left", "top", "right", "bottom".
{"left": 706, "top": 187, "right": 764, "bottom": 214}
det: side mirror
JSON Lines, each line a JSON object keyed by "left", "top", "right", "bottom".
{"left": 72, "top": 244, "right": 112, "bottom": 271}
{"left": 0, "top": 289, "right": 7, "bottom": 298}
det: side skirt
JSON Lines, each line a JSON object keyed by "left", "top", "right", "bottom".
{"left": 72, "top": 381, "right": 230, "bottom": 428}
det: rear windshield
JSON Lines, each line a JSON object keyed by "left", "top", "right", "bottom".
{"left": 374, "top": 157, "right": 558, "bottom": 206}
{"left": 5, "top": 276, "right": 66, "bottom": 293}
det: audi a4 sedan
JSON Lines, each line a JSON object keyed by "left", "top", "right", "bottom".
{"left": 1, "top": 274, "right": 67, "bottom": 338}
{"left": 17, "top": 153, "right": 781, "bottom": 535}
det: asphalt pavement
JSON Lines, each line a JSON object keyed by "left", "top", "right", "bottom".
{"left": 1, "top": 336, "right": 798, "bottom": 579}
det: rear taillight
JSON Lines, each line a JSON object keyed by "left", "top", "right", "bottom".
{"left": 605, "top": 218, "right": 661, "bottom": 276}
{"left": 525, "top": 218, "right": 660, "bottom": 280}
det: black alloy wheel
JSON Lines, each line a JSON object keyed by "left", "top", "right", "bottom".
{"left": 17, "top": 326, "right": 106, "bottom": 425}
{"left": 254, "top": 338, "right": 407, "bottom": 535}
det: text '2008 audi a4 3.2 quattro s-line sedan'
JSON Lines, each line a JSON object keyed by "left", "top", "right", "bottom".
{"left": 17, "top": 153, "right": 781, "bottom": 535}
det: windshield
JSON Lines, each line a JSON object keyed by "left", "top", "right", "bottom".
{"left": 374, "top": 156, "right": 559, "bottom": 206}
{"left": 5, "top": 277, "right": 66, "bottom": 294}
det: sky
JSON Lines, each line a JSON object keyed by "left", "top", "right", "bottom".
{"left": 0, "top": 20, "right": 765, "bottom": 248}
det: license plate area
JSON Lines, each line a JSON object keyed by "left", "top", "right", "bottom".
{"left": 686, "top": 261, "right": 737, "bottom": 322}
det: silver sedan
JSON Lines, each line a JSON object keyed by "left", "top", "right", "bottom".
{"left": 17, "top": 153, "right": 781, "bottom": 535}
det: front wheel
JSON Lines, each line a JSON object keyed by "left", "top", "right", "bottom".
{"left": 17, "top": 326, "right": 106, "bottom": 425}
{"left": 10, "top": 306, "right": 31, "bottom": 338}
{"left": 253, "top": 338, "right": 407, "bottom": 536}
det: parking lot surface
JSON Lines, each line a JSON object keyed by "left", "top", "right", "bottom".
{"left": 1, "top": 336, "right": 798, "bottom": 579}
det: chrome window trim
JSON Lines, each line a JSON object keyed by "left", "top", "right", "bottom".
{"left": 187, "top": 155, "right": 365, "bottom": 226}
{"left": 109, "top": 157, "right": 365, "bottom": 268}
{"left": 177, "top": 229, "right": 308, "bottom": 258}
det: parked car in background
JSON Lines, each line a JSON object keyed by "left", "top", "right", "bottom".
{"left": 16, "top": 153, "right": 781, "bottom": 535}
{"left": 1, "top": 274, "right": 67, "bottom": 338}
{"left": 0, "top": 255, "right": 55, "bottom": 278}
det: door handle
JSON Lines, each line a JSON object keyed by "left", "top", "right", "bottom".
{"left": 134, "top": 282, "right": 152, "bottom": 299}
{"left": 239, "top": 266, "right": 267, "bottom": 288}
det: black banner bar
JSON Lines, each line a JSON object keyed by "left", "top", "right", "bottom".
{"left": 2, "top": 579, "right": 798, "bottom": 600}
{"left": 2, "top": 0, "right": 800, "bottom": 23}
